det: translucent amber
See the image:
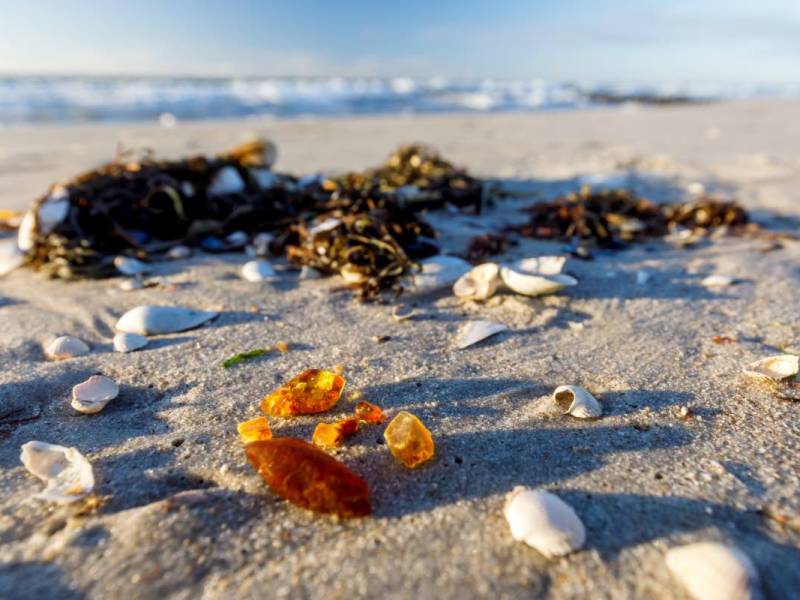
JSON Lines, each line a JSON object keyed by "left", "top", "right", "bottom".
{"left": 355, "top": 401, "right": 384, "bottom": 424}
{"left": 384, "top": 411, "right": 434, "bottom": 468}
{"left": 261, "top": 369, "right": 345, "bottom": 416}
{"left": 237, "top": 416, "right": 272, "bottom": 444}
{"left": 313, "top": 416, "right": 360, "bottom": 448}
{"left": 245, "top": 438, "right": 371, "bottom": 517}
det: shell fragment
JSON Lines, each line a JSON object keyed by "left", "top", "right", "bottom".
{"left": 71, "top": 375, "right": 119, "bottom": 414}
{"left": 44, "top": 336, "right": 90, "bottom": 360}
{"left": 743, "top": 354, "right": 799, "bottom": 382}
{"left": 504, "top": 487, "right": 586, "bottom": 557}
{"left": 453, "top": 263, "right": 501, "bottom": 301}
{"left": 115, "top": 306, "right": 218, "bottom": 336}
{"left": 666, "top": 542, "right": 761, "bottom": 600}
{"left": 241, "top": 259, "right": 277, "bottom": 282}
{"left": 20, "top": 441, "right": 95, "bottom": 504}
{"left": 454, "top": 320, "right": 508, "bottom": 349}
{"left": 553, "top": 385, "right": 602, "bottom": 419}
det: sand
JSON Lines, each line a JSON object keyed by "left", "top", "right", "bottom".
{"left": 0, "top": 100, "right": 799, "bottom": 599}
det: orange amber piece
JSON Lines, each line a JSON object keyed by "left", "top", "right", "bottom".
{"left": 245, "top": 438, "right": 371, "bottom": 517}
{"left": 313, "top": 416, "right": 360, "bottom": 448}
{"left": 261, "top": 369, "right": 345, "bottom": 416}
{"left": 383, "top": 411, "right": 435, "bottom": 468}
{"left": 237, "top": 416, "right": 272, "bottom": 444}
{"left": 355, "top": 401, "right": 385, "bottom": 424}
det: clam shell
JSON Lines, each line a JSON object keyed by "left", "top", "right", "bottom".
{"left": 504, "top": 487, "right": 586, "bottom": 557}
{"left": 44, "top": 336, "right": 90, "bottom": 360}
{"left": 113, "top": 332, "right": 148, "bottom": 353}
{"left": 500, "top": 267, "right": 577, "bottom": 297}
{"left": 701, "top": 274, "right": 736, "bottom": 288}
{"left": 455, "top": 320, "right": 508, "bottom": 349}
{"left": 71, "top": 375, "right": 119, "bottom": 414}
{"left": 17, "top": 186, "right": 70, "bottom": 251}
{"left": 743, "top": 354, "right": 799, "bottom": 382}
{"left": 553, "top": 385, "right": 602, "bottom": 419}
{"left": 207, "top": 166, "right": 245, "bottom": 195}
{"left": 308, "top": 217, "right": 342, "bottom": 237}
{"left": 20, "top": 441, "right": 94, "bottom": 504}
{"left": 115, "top": 306, "right": 218, "bottom": 336}
{"left": 241, "top": 259, "right": 277, "bottom": 282}
{"left": 453, "top": 263, "right": 501, "bottom": 301}
{"left": 113, "top": 256, "right": 150, "bottom": 276}
{"left": 666, "top": 542, "right": 761, "bottom": 600}
{"left": 411, "top": 256, "right": 472, "bottom": 295}
{"left": 510, "top": 256, "right": 566, "bottom": 276}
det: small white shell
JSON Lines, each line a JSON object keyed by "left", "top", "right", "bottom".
{"left": 454, "top": 320, "right": 508, "bottom": 349}
{"left": 510, "top": 256, "right": 566, "bottom": 276}
{"left": 241, "top": 259, "right": 277, "bottom": 282}
{"left": 166, "top": 245, "right": 192, "bottom": 260}
{"left": 504, "top": 487, "right": 586, "bottom": 557}
{"left": 18, "top": 186, "right": 70, "bottom": 251}
{"left": 743, "top": 354, "right": 799, "bottom": 382}
{"left": 500, "top": 267, "right": 577, "bottom": 297}
{"left": 113, "top": 256, "right": 151, "bottom": 276}
{"left": 411, "top": 256, "right": 472, "bottom": 295}
{"left": 308, "top": 217, "right": 341, "bottom": 237}
{"left": 113, "top": 332, "right": 148, "bottom": 353}
{"left": 44, "top": 336, "right": 90, "bottom": 360}
{"left": 391, "top": 304, "right": 420, "bottom": 322}
{"left": 118, "top": 277, "right": 145, "bottom": 292}
{"left": 20, "top": 441, "right": 95, "bottom": 504}
{"left": 299, "top": 266, "right": 321, "bottom": 280}
{"left": 453, "top": 263, "right": 501, "bottom": 301}
{"left": 553, "top": 385, "right": 602, "bottom": 419}
{"left": 115, "top": 306, "right": 218, "bottom": 336}
{"left": 666, "top": 542, "right": 760, "bottom": 600}
{"left": 207, "top": 167, "right": 245, "bottom": 195}
{"left": 252, "top": 232, "right": 275, "bottom": 256}
{"left": 71, "top": 375, "right": 119, "bottom": 414}
{"left": 701, "top": 274, "right": 736, "bottom": 288}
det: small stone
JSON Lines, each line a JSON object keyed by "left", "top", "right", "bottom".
{"left": 261, "top": 369, "right": 345, "bottom": 417}
{"left": 384, "top": 411, "right": 435, "bottom": 468}
{"left": 237, "top": 416, "right": 273, "bottom": 444}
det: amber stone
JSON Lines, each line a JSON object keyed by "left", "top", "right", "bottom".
{"left": 245, "top": 438, "right": 371, "bottom": 517}
{"left": 313, "top": 416, "right": 360, "bottom": 448}
{"left": 355, "top": 401, "right": 384, "bottom": 424}
{"left": 261, "top": 369, "right": 345, "bottom": 416}
{"left": 383, "top": 411, "right": 435, "bottom": 468}
{"left": 237, "top": 416, "right": 272, "bottom": 444}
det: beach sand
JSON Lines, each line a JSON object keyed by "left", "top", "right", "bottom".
{"left": 1, "top": 100, "right": 799, "bottom": 599}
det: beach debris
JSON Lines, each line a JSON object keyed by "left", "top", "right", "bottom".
{"left": 113, "top": 256, "right": 150, "bottom": 276}
{"left": 743, "top": 354, "right": 799, "bottom": 383}
{"left": 245, "top": 438, "right": 371, "bottom": 517}
{"left": 453, "top": 262, "right": 501, "bottom": 301}
{"left": 118, "top": 277, "right": 145, "bottom": 291}
{"left": 411, "top": 255, "right": 472, "bottom": 294}
{"left": 275, "top": 341, "right": 290, "bottom": 353}
{"left": 701, "top": 274, "right": 737, "bottom": 288}
{"left": 17, "top": 186, "right": 70, "bottom": 251}
{"left": 712, "top": 335, "right": 737, "bottom": 345}
{"left": 391, "top": 304, "right": 420, "bottom": 322}
{"left": 665, "top": 542, "right": 760, "bottom": 600}
{"left": 71, "top": 375, "right": 119, "bottom": 414}
{"left": 241, "top": 259, "right": 277, "bottom": 282}
{"left": 313, "top": 417, "right": 361, "bottom": 449}
{"left": 166, "top": 245, "right": 192, "bottom": 260}
{"left": 44, "top": 336, "right": 90, "bottom": 360}
{"left": 113, "top": 332, "right": 148, "bottom": 353}
{"left": 237, "top": 416, "right": 273, "bottom": 444}
{"left": 384, "top": 411, "right": 434, "bottom": 468}
{"left": 20, "top": 441, "right": 95, "bottom": 504}
{"left": 454, "top": 320, "right": 508, "bottom": 350}
{"left": 464, "top": 233, "right": 508, "bottom": 262}
{"left": 503, "top": 487, "right": 586, "bottom": 557}
{"left": 115, "top": 305, "right": 218, "bottom": 335}
{"left": 553, "top": 385, "right": 602, "bottom": 419}
{"left": 500, "top": 267, "right": 577, "bottom": 297}
{"left": 261, "top": 369, "right": 345, "bottom": 416}
{"left": 355, "top": 401, "right": 385, "bottom": 424}
{"left": 512, "top": 256, "right": 566, "bottom": 275}
{"left": 0, "top": 208, "right": 23, "bottom": 230}
{"left": 222, "top": 348, "right": 270, "bottom": 369}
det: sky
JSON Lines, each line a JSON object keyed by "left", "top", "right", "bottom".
{"left": 0, "top": 0, "right": 798, "bottom": 83}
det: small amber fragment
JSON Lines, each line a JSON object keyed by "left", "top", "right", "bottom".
{"left": 355, "top": 401, "right": 385, "bottom": 424}
{"left": 245, "top": 438, "right": 371, "bottom": 517}
{"left": 261, "top": 369, "right": 345, "bottom": 416}
{"left": 275, "top": 341, "right": 290, "bottom": 353}
{"left": 237, "top": 416, "right": 273, "bottom": 444}
{"left": 384, "top": 411, "right": 435, "bottom": 468}
{"left": 313, "top": 416, "right": 360, "bottom": 448}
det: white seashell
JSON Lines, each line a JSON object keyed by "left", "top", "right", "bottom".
{"left": 636, "top": 270, "right": 652, "bottom": 285}
{"left": 701, "top": 274, "right": 736, "bottom": 288}
{"left": 308, "top": 217, "right": 341, "bottom": 237}
{"left": 241, "top": 259, "right": 276, "bottom": 282}
{"left": 71, "top": 375, "right": 119, "bottom": 414}
{"left": 18, "top": 186, "right": 70, "bottom": 251}
{"left": 553, "top": 385, "right": 602, "bottom": 419}
{"left": 454, "top": 320, "right": 508, "bottom": 349}
{"left": 208, "top": 167, "right": 245, "bottom": 196}
{"left": 166, "top": 245, "right": 192, "bottom": 260}
{"left": 500, "top": 267, "right": 578, "bottom": 297}
{"left": 665, "top": 542, "right": 760, "bottom": 600}
{"left": 118, "top": 278, "right": 145, "bottom": 292}
{"left": 251, "top": 168, "right": 280, "bottom": 190}
{"left": 743, "top": 354, "right": 799, "bottom": 382}
{"left": 510, "top": 256, "right": 566, "bottom": 276}
{"left": 226, "top": 230, "right": 248, "bottom": 247}
{"left": 113, "top": 256, "right": 151, "bottom": 276}
{"left": 411, "top": 256, "right": 472, "bottom": 295}
{"left": 113, "top": 332, "right": 148, "bottom": 353}
{"left": 453, "top": 263, "right": 501, "bottom": 301}
{"left": 299, "top": 266, "right": 321, "bottom": 280}
{"left": 391, "top": 304, "right": 419, "bottom": 322}
{"left": 504, "top": 487, "right": 585, "bottom": 557}
{"left": 20, "top": 441, "right": 94, "bottom": 504}
{"left": 252, "top": 232, "right": 274, "bottom": 255}
{"left": 115, "top": 306, "right": 218, "bottom": 336}
{"left": 0, "top": 239, "right": 24, "bottom": 277}
{"left": 44, "top": 336, "right": 90, "bottom": 360}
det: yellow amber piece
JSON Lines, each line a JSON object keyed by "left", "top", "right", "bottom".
{"left": 261, "top": 369, "right": 345, "bottom": 416}
{"left": 237, "top": 416, "right": 273, "bottom": 444}
{"left": 312, "top": 417, "right": 360, "bottom": 449}
{"left": 383, "top": 411, "right": 435, "bottom": 468}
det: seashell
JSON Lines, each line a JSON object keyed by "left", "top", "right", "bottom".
{"left": 504, "top": 487, "right": 586, "bottom": 557}
{"left": 20, "top": 441, "right": 94, "bottom": 503}
{"left": 226, "top": 230, "right": 249, "bottom": 247}
{"left": 113, "top": 256, "right": 150, "bottom": 276}
{"left": 454, "top": 320, "right": 508, "bottom": 349}
{"left": 391, "top": 304, "right": 419, "bottom": 322}
{"left": 308, "top": 217, "right": 341, "bottom": 237}
{"left": 701, "top": 274, "right": 736, "bottom": 288}
{"left": 340, "top": 265, "right": 368, "bottom": 284}
{"left": 510, "top": 256, "right": 566, "bottom": 276}
{"left": 166, "top": 245, "right": 192, "bottom": 260}
{"left": 44, "top": 336, "right": 90, "bottom": 360}
{"left": 17, "top": 186, "right": 70, "bottom": 251}
{"left": 115, "top": 305, "right": 218, "bottom": 336}
{"left": 553, "top": 385, "right": 602, "bottom": 419}
{"left": 299, "top": 266, "right": 321, "bottom": 280}
{"left": 241, "top": 259, "right": 277, "bottom": 282}
{"left": 666, "top": 542, "right": 760, "bottom": 600}
{"left": 743, "top": 354, "right": 798, "bottom": 382}
{"left": 500, "top": 267, "right": 578, "bottom": 297}
{"left": 113, "top": 332, "right": 148, "bottom": 353}
{"left": 411, "top": 256, "right": 472, "bottom": 295}
{"left": 0, "top": 239, "right": 24, "bottom": 277}
{"left": 453, "top": 263, "right": 501, "bottom": 301}
{"left": 207, "top": 166, "right": 245, "bottom": 195}
{"left": 251, "top": 168, "right": 280, "bottom": 190}
{"left": 71, "top": 375, "right": 119, "bottom": 414}
{"left": 252, "top": 232, "right": 275, "bottom": 256}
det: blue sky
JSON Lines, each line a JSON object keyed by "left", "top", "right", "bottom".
{"left": 0, "top": 0, "right": 798, "bottom": 83}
